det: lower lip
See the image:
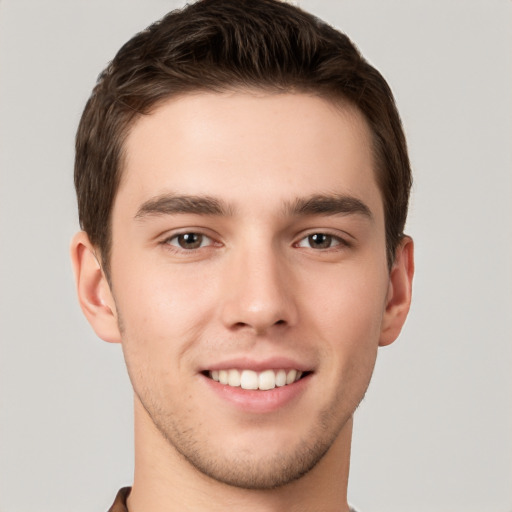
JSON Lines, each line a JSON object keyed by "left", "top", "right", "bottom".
{"left": 201, "top": 373, "right": 312, "bottom": 414}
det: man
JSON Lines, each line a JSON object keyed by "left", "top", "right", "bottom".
{"left": 71, "top": 0, "right": 414, "bottom": 510}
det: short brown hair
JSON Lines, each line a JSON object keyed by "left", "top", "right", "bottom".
{"left": 75, "top": 0, "right": 412, "bottom": 274}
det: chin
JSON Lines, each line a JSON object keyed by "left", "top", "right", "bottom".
{"left": 150, "top": 404, "right": 351, "bottom": 491}
{"left": 175, "top": 439, "right": 333, "bottom": 490}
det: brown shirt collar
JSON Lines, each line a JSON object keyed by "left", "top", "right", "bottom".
{"left": 107, "top": 487, "right": 131, "bottom": 512}
{"left": 106, "top": 486, "right": 358, "bottom": 511}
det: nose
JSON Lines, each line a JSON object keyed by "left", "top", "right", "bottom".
{"left": 220, "top": 243, "right": 298, "bottom": 335}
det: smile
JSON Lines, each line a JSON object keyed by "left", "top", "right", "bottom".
{"left": 208, "top": 369, "right": 304, "bottom": 390}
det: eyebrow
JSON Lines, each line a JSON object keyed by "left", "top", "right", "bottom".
{"left": 134, "top": 192, "right": 372, "bottom": 221}
{"left": 285, "top": 194, "right": 373, "bottom": 219}
{"left": 135, "top": 194, "right": 234, "bottom": 219}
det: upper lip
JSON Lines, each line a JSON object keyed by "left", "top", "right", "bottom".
{"left": 200, "top": 356, "right": 314, "bottom": 373}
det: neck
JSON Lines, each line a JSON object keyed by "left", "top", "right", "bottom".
{"left": 128, "top": 397, "right": 352, "bottom": 512}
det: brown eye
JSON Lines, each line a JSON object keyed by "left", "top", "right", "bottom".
{"left": 308, "top": 233, "right": 332, "bottom": 249}
{"left": 167, "top": 233, "right": 211, "bottom": 249}
{"left": 297, "top": 233, "right": 343, "bottom": 250}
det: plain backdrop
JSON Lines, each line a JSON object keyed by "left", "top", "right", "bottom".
{"left": 0, "top": 1, "right": 511, "bottom": 511}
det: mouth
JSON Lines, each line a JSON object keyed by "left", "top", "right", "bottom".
{"left": 203, "top": 368, "right": 310, "bottom": 391}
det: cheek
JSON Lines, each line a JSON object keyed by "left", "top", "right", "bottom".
{"left": 306, "top": 260, "right": 388, "bottom": 331}
{"left": 302, "top": 259, "right": 389, "bottom": 376}
{"left": 110, "top": 258, "right": 223, "bottom": 374}
{"left": 113, "top": 256, "right": 215, "bottom": 327}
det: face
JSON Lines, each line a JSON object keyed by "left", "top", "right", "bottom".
{"left": 107, "top": 92, "right": 395, "bottom": 488}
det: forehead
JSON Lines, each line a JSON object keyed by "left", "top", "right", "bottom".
{"left": 117, "top": 91, "right": 382, "bottom": 219}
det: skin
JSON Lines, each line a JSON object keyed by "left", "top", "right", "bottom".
{"left": 72, "top": 91, "right": 414, "bottom": 512}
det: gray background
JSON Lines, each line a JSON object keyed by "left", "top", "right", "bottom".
{"left": 1, "top": 1, "right": 511, "bottom": 511}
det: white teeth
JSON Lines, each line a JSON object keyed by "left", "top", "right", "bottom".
{"left": 275, "top": 369, "right": 287, "bottom": 387}
{"left": 219, "top": 370, "right": 228, "bottom": 385}
{"left": 208, "top": 368, "right": 304, "bottom": 390}
{"left": 258, "top": 369, "right": 276, "bottom": 390}
{"left": 228, "top": 369, "right": 241, "bottom": 387}
{"left": 240, "top": 370, "right": 259, "bottom": 390}
{"left": 286, "top": 369, "right": 297, "bottom": 385}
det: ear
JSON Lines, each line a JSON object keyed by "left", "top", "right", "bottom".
{"left": 70, "top": 231, "right": 122, "bottom": 343}
{"left": 379, "top": 236, "right": 414, "bottom": 347}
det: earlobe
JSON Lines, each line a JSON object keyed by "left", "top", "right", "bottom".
{"left": 70, "top": 231, "right": 122, "bottom": 344}
{"left": 379, "top": 236, "right": 414, "bottom": 347}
